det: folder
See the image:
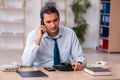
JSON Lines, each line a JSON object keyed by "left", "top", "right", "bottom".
{"left": 17, "top": 70, "right": 48, "bottom": 78}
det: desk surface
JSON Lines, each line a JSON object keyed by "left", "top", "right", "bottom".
{"left": 0, "top": 64, "right": 120, "bottom": 80}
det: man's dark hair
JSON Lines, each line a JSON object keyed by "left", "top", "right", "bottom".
{"left": 40, "top": 5, "right": 60, "bottom": 20}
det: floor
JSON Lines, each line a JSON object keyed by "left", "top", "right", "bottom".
{"left": 0, "top": 48, "right": 120, "bottom": 66}
{"left": 83, "top": 48, "right": 120, "bottom": 64}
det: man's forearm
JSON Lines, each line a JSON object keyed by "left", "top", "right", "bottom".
{"left": 22, "top": 43, "right": 39, "bottom": 66}
{"left": 35, "top": 35, "right": 42, "bottom": 45}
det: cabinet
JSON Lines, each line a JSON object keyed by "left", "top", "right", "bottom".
{"left": 99, "top": 0, "right": 120, "bottom": 53}
{"left": 0, "top": 0, "right": 26, "bottom": 51}
{"left": 41, "top": 0, "right": 68, "bottom": 26}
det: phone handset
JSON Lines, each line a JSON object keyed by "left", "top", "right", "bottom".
{"left": 41, "top": 20, "right": 45, "bottom": 34}
{"left": 95, "top": 61, "right": 109, "bottom": 68}
{"left": 41, "top": 19, "right": 44, "bottom": 24}
{"left": 87, "top": 61, "right": 109, "bottom": 69}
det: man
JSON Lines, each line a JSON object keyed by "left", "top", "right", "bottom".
{"left": 22, "top": 5, "right": 86, "bottom": 71}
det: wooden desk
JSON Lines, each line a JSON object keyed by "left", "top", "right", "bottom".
{"left": 0, "top": 64, "right": 120, "bottom": 80}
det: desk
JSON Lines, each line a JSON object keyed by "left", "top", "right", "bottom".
{"left": 0, "top": 64, "right": 120, "bottom": 80}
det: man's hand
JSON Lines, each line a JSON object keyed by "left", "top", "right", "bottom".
{"left": 72, "top": 62, "right": 83, "bottom": 71}
{"left": 36, "top": 25, "right": 46, "bottom": 38}
{"left": 35, "top": 25, "right": 46, "bottom": 45}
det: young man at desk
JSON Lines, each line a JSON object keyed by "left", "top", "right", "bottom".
{"left": 22, "top": 5, "right": 86, "bottom": 71}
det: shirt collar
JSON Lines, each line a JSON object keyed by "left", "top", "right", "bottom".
{"left": 43, "top": 26, "right": 63, "bottom": 39}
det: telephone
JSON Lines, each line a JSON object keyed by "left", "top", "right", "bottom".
{"left": 41, "top": 19, "right": 44, "bottom": 25}
{"left": 53, "top": 63, "right": 74, "bottom": 71}
{"left": 40, "top": 20, "right": 45, "bottom": 34}
{"left": 44, "top": 67, "right": 56, "bottom": 71}
{"left": 0, "top": 62, "right": 19, "bottom": 72}
{"left": 87, "top": 61, "right": 109, "bottom": 69}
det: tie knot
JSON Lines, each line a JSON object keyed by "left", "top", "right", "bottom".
{"left": 52, "top": 38, "right": 57, "bottom": 42}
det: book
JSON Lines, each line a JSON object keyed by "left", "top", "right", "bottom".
{"left": 84, "top": 67, "right": 112, "bottom": 76}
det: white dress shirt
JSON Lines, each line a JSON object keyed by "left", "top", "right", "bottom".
{"left": 22, "top": 26, "right": 87, "bottom": 67}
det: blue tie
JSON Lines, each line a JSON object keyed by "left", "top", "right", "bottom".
{"left": 52, "top": 38, "right": 60, "bottom": 65}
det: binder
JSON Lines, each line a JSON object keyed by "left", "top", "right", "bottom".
{"left": 100, "top": 2, "right": 110, "bottom": 14}
{"left": 100, "top": 15, "right": 104, "bottom": 25}
{"left": 100, "top": 15, "right": 109, "bottom": 26}
{"left": 100, "top": 27, "right": 109, "bottom": 37}
{"left": 102, "top": 39, "right": 108, "bottom": 50}
{"left": 103, "top": 3, "right": 110, "bottom": 14}
{"left": 100, "top": 3, "right": 104, "bottom": 13}
{"left": 104, "top": 15, "right": 109, "bottom": 26}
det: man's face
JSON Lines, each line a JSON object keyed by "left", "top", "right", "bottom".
{"left": 43, "top": 13, "right": 59, "bottom": 37}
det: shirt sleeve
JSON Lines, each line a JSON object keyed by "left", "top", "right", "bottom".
{"left": 22, "top": 31, "right": 39, "bottom": 66}
{"left": 71, "top": 31, "right": 87, "bottom": 67}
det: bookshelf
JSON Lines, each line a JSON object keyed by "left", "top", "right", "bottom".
{"left": 0, "top": 0, "right": 26, "bottom": 51}
{"left": 99, "top": 0, "right": 120, "bottom": 53}
{"left": 41, "top": 0, "right": 68, "bottom": 26}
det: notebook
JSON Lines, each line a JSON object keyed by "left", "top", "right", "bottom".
{"left": 17, "top": 70, "right": 48, "bottom": 78}
{"left": 84, "top": 67, "right": 112, "bottom": 76}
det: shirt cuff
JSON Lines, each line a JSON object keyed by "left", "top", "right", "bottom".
{"left": 77, "top": 61, "right": 86, "bottom": 68}
{"left": 31, "top": 42, "right": 40, "bottom": 52}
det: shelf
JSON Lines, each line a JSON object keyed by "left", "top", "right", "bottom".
{"left": 99, "top": 0, "right": 120, "bottom": 53}
{"left": 100, "top": 37, "right": 109, "bottom": 40}
{"left": 100, "top": 13, "right": 110, "bottom": 16}
{"left": 0, "top": 34, "right": 24, "bottom": 38}
{"left": 0, "top": 0, "right": 26, "bottom": 51}
{"left": 0, "top": 7, "right": 25, "bottom": 10}
{"left": 0, "top": 48, "right": 24, "bottom": 51}
{"left": 100, "top": 25, "right": 109, "bottom": 28}
{"left": 101, "top": 1, "right": 110, "bottom": 3}
{"left": 0, "top": 20, "right": 25, "bottom": 24}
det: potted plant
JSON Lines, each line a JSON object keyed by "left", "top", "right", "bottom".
{"left": 70, "top": 0, "right": 91, "bottom": 44}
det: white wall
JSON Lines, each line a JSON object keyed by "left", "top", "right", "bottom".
{"left": 82, "top": 0, "right": 100, "bottom": 49}
{"left": 26, "top": 0, "right": 40, "bottom": 34}
{"left": 26, "top": 0, "right": 100, "bottom": 49}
